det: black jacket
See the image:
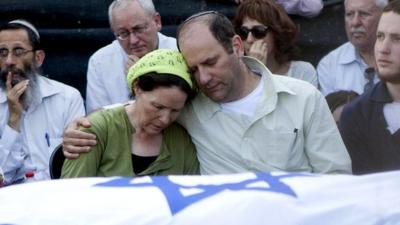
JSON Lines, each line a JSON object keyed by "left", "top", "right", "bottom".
{"left": 340, "top": 82, "right": 400, "bottom": 175}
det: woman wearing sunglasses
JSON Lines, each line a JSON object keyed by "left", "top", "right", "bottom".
{"left": 233, "top": 0, "right": 318, "bottom": 88}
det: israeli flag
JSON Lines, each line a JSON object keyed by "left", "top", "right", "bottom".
{"left": 0, "top": 171, "right": 399, "bottom": 225}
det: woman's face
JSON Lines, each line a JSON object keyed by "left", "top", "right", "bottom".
{"left": 241, "top": 17, "right": 275, "bottom": 58}
{"left": 134, "top": 85, "right": 187, "bottom": 135}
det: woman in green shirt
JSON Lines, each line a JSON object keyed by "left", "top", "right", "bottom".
{"left": 61, "top": 49, "right": 199, "bottom": 177}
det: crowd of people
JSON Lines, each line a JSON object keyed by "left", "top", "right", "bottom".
{"left": 0, "top": 0, "right": 399, "bottom": 186}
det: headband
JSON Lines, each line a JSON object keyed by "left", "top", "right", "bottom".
{"left": 127, "top": 49, "right": 193, "bottom": 90}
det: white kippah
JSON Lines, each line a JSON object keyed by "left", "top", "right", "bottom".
{"left": 8, "top": 19, "right": 40, "bottom": 40}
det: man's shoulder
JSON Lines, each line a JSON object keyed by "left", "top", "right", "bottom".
{"left": 158, "top": 32, "right": 177, "bottom": 49}
{"left": 341, "top": 91, "right": 369, "bottom": 119}
{"left": 319, "top": 42, "right": 354, "bottom": 63}
{"left": 39, "top": 76, "right": 82, "bottom": 98}
{"left": 270, "top": 75, "right": 327, "bottom": 111}
{"left": 272, "top": 74, "right": 318, "bottom": 96}
{"left": 90, "top": 40, "right": 122, "bottom": 60}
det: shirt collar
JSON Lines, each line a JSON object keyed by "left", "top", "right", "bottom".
{"left": 338, "top": 42, "right": 363, "bottom": 65}
{"left": 243, "top": 56, "right": 295, "bottom": 95}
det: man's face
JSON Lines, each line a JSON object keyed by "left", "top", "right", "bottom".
{"left": 345, "top": 0, "right": 382, "bottom": 51}
{"left": 111, "top": 1, "right": 161, "bottom": 58}
{"left": 0, "top": 29, "right": 37, "bottom": 87}
{"left": 178, "top": 23, "right": 242, "bottom": 103}
{"left": 375, "top": 12, "right": 400, "bottom": 84}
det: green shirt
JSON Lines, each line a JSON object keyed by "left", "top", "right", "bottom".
{"left": 61, "top": 106, "right": 199, "bottom": 178}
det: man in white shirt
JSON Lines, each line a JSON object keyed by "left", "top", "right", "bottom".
{"left": 0, "top": 20, "right": 85, "bottom": 185}
{"left": 62, "top": 12, "right": 351, "bottom": 175}
{"left": 85, "top": 0, "right": 177, "bottom": 113}
{"left": 317, "top": 0, "right": 388, "bottom": 95}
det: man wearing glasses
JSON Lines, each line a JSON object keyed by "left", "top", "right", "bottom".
{"left": 85, "top": 0, "right": 176, "bottom": 113}
{"left": 0, "top": 20, "right": 85, "bottom": 185}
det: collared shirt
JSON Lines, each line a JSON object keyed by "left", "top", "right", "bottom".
{"left": 85, "top": 32, "right": 177, "bottom": 113}
{"left": 340, "top": 82, "right": 400, "bottom": 174}
{"left": 61, "top": 106, "right": 199, "bottom": 178}
{"left": 317, "top": 42, "right": 380, "bottom": 96}
{"left": 0, "top": 75, "right": 85, "bottom": 184}
{"left": 276, "top": 0, "right": 323, "bottom": 18}
{"left": 178, "top": 56, "right": 351, "bottom": 175}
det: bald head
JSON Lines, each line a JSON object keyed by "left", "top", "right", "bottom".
{"left": 177, "top": 11, "right": 236, "bottom": 54}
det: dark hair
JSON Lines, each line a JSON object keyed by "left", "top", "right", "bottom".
{"left": 325, "top": 90, "right": 359, "bottom": 113}
{"left": 133, "top": 72, "right": 196, "bottom": 103}
{"left": 233, "top": 0, "right": 299, "bottom": 64}
{"left": 0, "top": 22, "right": 41, "bottom": 50}
{"left": 383, "top": 0, "right": 400, "bottom": 13}
{"left": 177, "top": 11, "right": 236, "bottom": 54}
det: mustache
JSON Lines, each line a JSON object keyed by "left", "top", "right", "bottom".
{"left": 0, "top": 66, "right": 28, "bottom": 86}
{"left": 0, "top": 65, "right": 40, "bottom": 110}
{"left": 350, "top": 27, "right": 366, "bottom": 33}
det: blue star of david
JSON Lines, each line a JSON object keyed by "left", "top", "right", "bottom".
{"left": 94, "top": 172, "right": 312, "bottom": 215}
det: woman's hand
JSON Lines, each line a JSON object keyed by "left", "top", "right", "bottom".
{"left": 247, "top": 39, "right": 268, "bottom": 66}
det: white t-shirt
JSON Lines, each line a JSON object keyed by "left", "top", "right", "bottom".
{"left": 221, "top": 76, "right": 265, "bottom": 118}
{"left": 384, "top": 101, "right": 400, "bottom": 134}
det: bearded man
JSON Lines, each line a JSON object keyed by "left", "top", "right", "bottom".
{"left": 0, "top": 20, "right": 85, "bottom": 185}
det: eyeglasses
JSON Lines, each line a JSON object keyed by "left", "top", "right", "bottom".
{"left": 0, "top": 47, "right": 35, "bottom": 58}
{"left": 237, "top": 25, "right": 269, "bottom": 40}
{"left": 115, "top": 24, "right": 149, "bottom": 41}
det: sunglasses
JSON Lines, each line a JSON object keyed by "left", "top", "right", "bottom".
{"left": 237, "top": 25, "right": 269, "bottom": 40}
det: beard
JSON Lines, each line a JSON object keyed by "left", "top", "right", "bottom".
{"left": 0, "top": 62, "right": 41, "bottom": 110}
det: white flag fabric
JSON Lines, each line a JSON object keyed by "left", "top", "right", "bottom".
{"left": 0, "top": 171, "right": 399, "bottom": 225}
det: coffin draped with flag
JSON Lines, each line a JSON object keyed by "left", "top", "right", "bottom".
{"left": 0, "top": 171, "right": 399, "bottom": 225}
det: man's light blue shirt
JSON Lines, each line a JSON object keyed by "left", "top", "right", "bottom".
{"left": 317, "top": 42, "right": 379, "bottom": 96}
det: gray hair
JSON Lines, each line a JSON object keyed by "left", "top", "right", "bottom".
{"left": 108, "top": 0, "right": 156, "bottom": 27}
{"left": 344, "top": 0, "right": 388, "bottom": 9}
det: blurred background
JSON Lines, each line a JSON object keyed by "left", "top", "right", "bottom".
{"left": 0, "top": 0, "right": 346, "bottom": 99}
